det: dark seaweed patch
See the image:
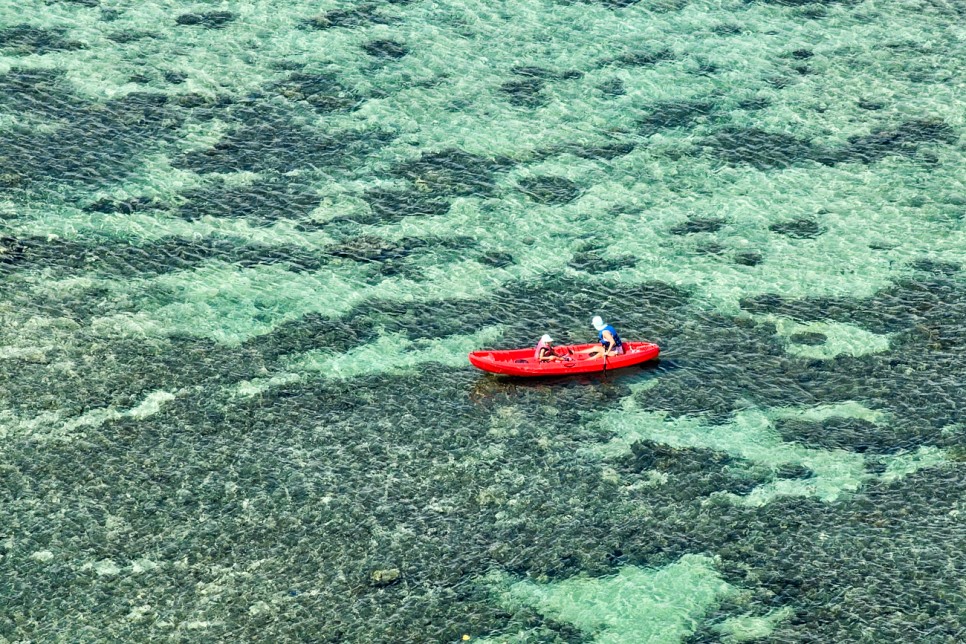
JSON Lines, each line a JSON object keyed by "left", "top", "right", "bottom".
{"left": 272, "top": 72, "right": 364, "bottom": 113}
{"left": 910, "top": 258, "right": 960, "bottom": 275}
{"left": 176, "top": 117, "right": 381, "bottom": 174}
{"left": 175, "top": 11, "right": 236, "bottom": 29}
{"left": 597, "top": 78, "right": 626, "bottom": 97}
{"left": 610, "top": 48, "right": 675, "bottom": 67}
{"left": 303, "top": 5, "right": 390, "bottom": 29}
{"left": 639, "top": 100, "right": 715, "bottom": 136}
{"left": 701, "top": 128, "right": 816, "bottom": 170}
{"left": 0, "top": 236, "right": 25, "bottom": 265}
{"left": 510, "top": 66, "right": 583, "bottom": 81}
{"left": 0, "top": 25, "right": 84, "bottom": 55}
{"left": 789, "top": 48, "right": 814, "bottom": 59}
{"left": 176, "top": 179, "right": 322, "bottom": 227}
{"left": 0, "top": 235, "right": 328, "bottom": 279}
{"left": 0, "top": 91, "right": 183, "bottom": 188}
{"left": 769, "top": 218, "right": 824, "bottom": 239}
{"left": 828, "top": 119, "right": 957, "bottom": 165}
{"left": 559, "top": 142, "right": 636, "bottom": 161}
{"left": 517, "top": 176, "right": 581, "bottom": 205}
{"left": 734, "top": 251, "right": 763, "bottom": 266}
{"left": 569, "top": 249, "right": 638, "bottom": 273}
{"left": 499, "top": 77, "right": 547, "bottom": 108}
{"left": 163, "top": 71, "right": 187, "bottom": 84}
{"left": 737, "top": 97, "right": 771, "bottom": 111}
{"left": 788, "top": 331, "right": 827, "bottom": 345}
{"left": 391, "top": 149, "right": 511, "bottom": 197}
{"left": 362, "top": 39, "right": 408, "bottom": 59}
{"left": 775, "top": 463, "right": 814, "bottom": 479}
{"left": 351, "top": 189, "right": 451, "bottom": 224}
{"left": 712, "top": 23, "right": 743, "bottom": 35}
{"left": 478, "top": 251, "right": 515, "bottom": 268}
{"left": 670, "top": 217, "right": 726, "bottom": 235}
{"left": 775, "top": 418, "right": 907, "bottom": 455}
{"left": 84, "top": 197, "right": 166, "bottom": 214}
{"left": 0, "top": 67, "right": 86, "bottom": 120}
{"left": 107, "top": 30, "right": 156, "bottom": 43}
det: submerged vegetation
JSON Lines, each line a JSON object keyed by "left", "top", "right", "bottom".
{"left": 0, "top": 0, "right": 962, "bottom": 641}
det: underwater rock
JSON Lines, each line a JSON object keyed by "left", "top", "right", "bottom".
{"left": 392, "top": 149, "right": 511, "bottom": 197}
{"left": 702, "top": 128, "right": 817, "bottom": 170}
{"left": 107, "top": 31, "right": 155, "bottom": 43}
{"left": 510, "top": 66, "right": 583, "bottom": 81}
{"left": 737, "top": 97, "right": 771, "bottom": 110}
{"left": 639, "top": 100, "right": 715, "bottom": 136}
{"left": 670, "top": 217, "right": 726, "bottom": 235}
{"left": 517, "top": 176, "right": 581, "bottom": 205}
{"left": 84, "top": 197, "right": 165, "bottom": 214}
{"left": 611, "top": 47, "right": 675, "bottom": 67}
{"left": 499, "top": 77, "right": 547, "bottom": 108}
{"left": 362, "top": 39, "right": 408, "bottom": 59}
{"left": 712, "top": 23, "right": 743, "bottom": 35}
{"left": 356, "top": 189, "right": 451, "bottom": 224}
{"left": 597, "top": 78, "right": 626, "bottom": 97}
{"left": 569, "top": 250, "right": 638, "bottom": 274}
{"left": 177, "top": 116, "right": 380, "bottom": 174}
{"left": 734, "top": 251, "right": 763, "bottom": 266}
{"left": 175, "top": 12, "right": 236, "bottom": 29}
{"left": 0, "top": 236, "right": 25, "bottom": 265}
{"left": 0, "top": 25, "right": 84, "bottom": 55}
{"left": 177, "top": 179, "right": 322, "bottom": 226}
{"left": 775, "top": 463, "right": 814, "bottom": 480}
{"left": 478, "top": 251, "right": 515, "bottom": 268}
{"left": 774, "top": 417, "right": 907, "bottom": 455}
{"left": 818, "top": 119, "right": 957, "bottom": 165}
{"left": 561, "top": 141, "right": 636, "bottom": 161}
{"left": 788, "top": 331, "right": 827, "bottom": 346}
{"left": 910, "top": 258, "right": 960, "bottom": 275}
{"left": 273, "top": 72, "right": 363, "bottom": 113}
{"left": 303, "top": 5, "right": 390, "bottom": 29}
{"left": 370, "top": 568, "right": 401, "bottom": 586}
{"left": 769, "top": 218, "right": 824, "bottom": 239}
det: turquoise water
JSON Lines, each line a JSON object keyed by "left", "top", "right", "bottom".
{"left": 1, "top": 0, "right": 964, "bottom": 641}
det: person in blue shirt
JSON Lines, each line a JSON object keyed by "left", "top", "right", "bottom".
{"left": 582, "top": 315, "right": 623, "bottom": 359}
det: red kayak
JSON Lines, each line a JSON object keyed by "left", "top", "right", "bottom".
{"left": 468, "top": 341, "right": 660, "bottom": 377}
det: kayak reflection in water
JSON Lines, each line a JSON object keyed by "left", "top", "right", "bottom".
{"left": 534, "top": 334, "right": 565, "bottom": 362}
{"left": 580, "top": 315, "right": 624, "bottom": 359}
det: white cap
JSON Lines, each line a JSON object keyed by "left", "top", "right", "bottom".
{"left": 592, "top": 316, "right": 605, "bottom": 330}
{"left": 540, "top": 334, "right": 553, "bottom": 343}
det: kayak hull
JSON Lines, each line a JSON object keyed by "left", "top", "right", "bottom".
{"left": 468, "top": 341, "right": 660, "bottom": 377}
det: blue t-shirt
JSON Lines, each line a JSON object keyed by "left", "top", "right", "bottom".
{"left": 598, "top": 324, "right": 623, "bottom": 349}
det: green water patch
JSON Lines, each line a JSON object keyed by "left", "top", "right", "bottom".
{"left": 593, "top": 402, "right": 946, "bottom": 505}
{"left": 484, "top": 555, "right": 735, "bottom": 643}
{"left": 234, "top": 325, "right": 505, "bottom": 395}
{"left": 760, "top": 315, "right": 892, "bottom": 360}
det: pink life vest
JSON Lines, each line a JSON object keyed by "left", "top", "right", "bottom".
{"left": 534, "top": 339, "right": 551, "bottom": 360}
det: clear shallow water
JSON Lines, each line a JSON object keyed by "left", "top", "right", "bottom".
{"left": 0, "top": 0, "right": 964, "bottom": 641}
